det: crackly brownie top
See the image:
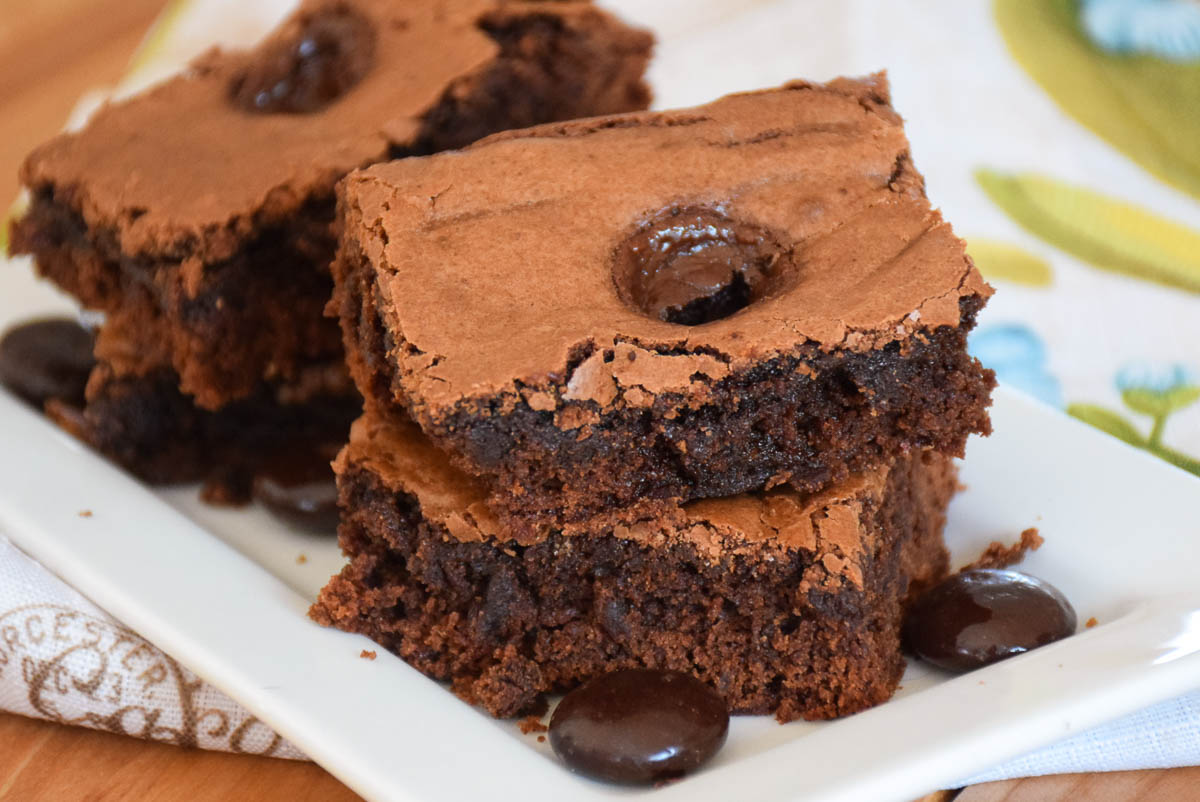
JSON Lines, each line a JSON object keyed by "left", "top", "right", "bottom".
{"left": 342, "top": 75, "right": 991, "bottom": 417}
{"left": 340, "top": 413, "right": 914, "bottom": 586}
{"left": 20, "top": 0, "right": 642, "bottom": 263}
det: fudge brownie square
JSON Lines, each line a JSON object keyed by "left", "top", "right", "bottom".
{"left": 311, "top": 413, "right": 956, "bottom": 721}
{"left": 332, "top": 74, "right": 994, "bottom": 533}
{"left": 9, "top": 0, "right": 652, "bottom": 481}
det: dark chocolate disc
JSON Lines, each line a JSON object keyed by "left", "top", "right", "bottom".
{"left": 0, "top": 317, "right": 95, "bottom": 408}
{"left": 904, "top": 569, "right": 1077, "bottom": 673}
{"left": 549, "top": 669, "right": 729, "bottom": 785}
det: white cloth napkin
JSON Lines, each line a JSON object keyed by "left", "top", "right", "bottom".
{"left": 3, "top": 0, "right": 1199, "bottom": 787}
{"left": 0, "top": 535, "right": 303, "bottom": 759}
{"left": 960, "top": 692, "right": 1200, "bottom": 785}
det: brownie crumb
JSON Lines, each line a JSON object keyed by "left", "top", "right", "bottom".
{"left": 518, "top": 715, "right": 548, "bottom": 734}
{"left": 960, "top": 527, "right": 1043, "bottom": 572}
{"left": 1086, "top": 617, "right": 1098, "bottom": 629}
{"left": 296, "top": 553, "right": 308, "bottom": 565}
{"left": 463, "top": 650, "right": 545, "bottom": 718}
{"left": 78, "top": 510, "right": 92, "bottom": 518}
{"left": 360, "top": 649, "right": 377, "bottom": 660}
{"left": 537, "top": 735, "right": 546, "bottom": 743}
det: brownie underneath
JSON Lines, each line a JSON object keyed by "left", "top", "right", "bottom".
{"left": 50, "top": 364, "right": 358, "bottom": 493}
{"left": 310, "top": 415, "right": 955, "bottom": 721}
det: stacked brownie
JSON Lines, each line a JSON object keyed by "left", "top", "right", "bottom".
{"left": 311, "top": 75, "right": 997, "bottom": 720}
{"left": 9, "top": 0, "right": 653, "bottom": 486}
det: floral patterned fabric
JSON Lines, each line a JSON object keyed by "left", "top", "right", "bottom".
{"left": 969, "top": 0, "right": 1200, "bottom": 478}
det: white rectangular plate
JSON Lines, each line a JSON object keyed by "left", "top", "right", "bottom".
{"left": 2, "top": 262, "right": 1200, "bottom": 802}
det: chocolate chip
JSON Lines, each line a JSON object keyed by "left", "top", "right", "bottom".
{"left": 904, "top": 569, "right": 1077, "bottom": 673}
{"left": 231, "top": 7, "right": 376, "bottom": 114}
{"left": 251, "top": 443, "right": 340, "bottom": 533}
{"left": 0, "top": 318, "right": 95, "bottom": 408}
{"left": 549, "top": 669, "right": 728, "bottom": 785}
{"left": 613, "top": 207, "right": 788, "bottom": 326}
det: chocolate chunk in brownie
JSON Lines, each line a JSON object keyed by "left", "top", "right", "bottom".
{"left": 310, "top": 413, "right": 955, "bottom": 721}
{"left": 332, "top": 74, "right": 994, "bottom": 534}
{"left": 10, "top": 0, "right": 651, "bottom": 483}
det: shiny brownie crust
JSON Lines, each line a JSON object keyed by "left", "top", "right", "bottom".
{"left": 310, "top": 450, "right": 954, "bottom": 721}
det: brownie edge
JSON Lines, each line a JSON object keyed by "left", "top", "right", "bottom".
{"left": 311, "top": 415, "right": 955, "bottom": 721}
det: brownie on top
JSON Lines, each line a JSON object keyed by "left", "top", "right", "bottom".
{"left": 9, "top": 0, "right": 653, "bottom": 483}
{"left": 311, "top": 413, "right": 955, "bottom": 721}
{"left": 333, "top": 74, "right": 995, "bottom": 534}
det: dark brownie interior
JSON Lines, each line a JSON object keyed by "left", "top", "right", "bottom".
{"left": 413, "top": 7, "right": 652, "bottom": 154}
{"left": 311, "top": 438, "right": 954, "bottom": 721}
{"left": 14, "top": 195, "right": 340, "bottom": 409}
{"left": 48, "top": 368, "right": 359, "bottom": 490}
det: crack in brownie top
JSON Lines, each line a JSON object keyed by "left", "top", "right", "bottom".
{"left": 19, "top": 0, "right": 649, "bottom": 263}
{"left": 340, "top": 74, "right": 992, "bottom": 419}
{"left": 340, "top": 412, "right": 923, "bottom": 587}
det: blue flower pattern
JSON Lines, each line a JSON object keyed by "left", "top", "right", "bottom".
{"left": 969, "top": 324, "right": 1064, "bottom": 407}
{"left": 1081, "top": 0, "right": 1200, "bottom": 61}
{"left": 1116, "top": 362, "right": 1199, "bottom": 396}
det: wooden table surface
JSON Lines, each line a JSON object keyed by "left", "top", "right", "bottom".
{"left": 0, "top": 2, "right": 1194, "bottom": 800}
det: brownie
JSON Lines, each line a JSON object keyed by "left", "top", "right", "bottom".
{"left": 37, "top": 292, "right": 359, "bottom": 484}
{"left": 311, "top": 413, "right": 955, "bottom": 721}
{"left": 47, "top": 364, "right": 358, "bottom": 491}
{"left": 9, "top": 0, "right": 653, "bottom": 481}
{"left": 332, "top": 74, "right": 995, "bottom": 535}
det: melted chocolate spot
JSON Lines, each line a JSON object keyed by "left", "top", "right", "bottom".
{"left": 0, "top": 318, "right": 95, "bottom": 408}
{"left": 613, "top": 206, "right": 787, "bottom": 325}
{"left": 904, "top": 569, "right": 1077, "bottom": 673}
{"left": 251, "top": 442, "right": 340, "bottom": 533}
{"left": 548, "top": 669, "right": 728, "bottom": 785}
{"left": 231, "top": 6, "right": 376, "bottom": 114}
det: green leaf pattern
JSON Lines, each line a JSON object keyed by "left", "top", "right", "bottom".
{"left": 976, "top": 169, "right": 1200, "bottom": 294}
{"left": 1066, "top": 403, "right": 1147, "bottom": 448}
{"left": 1067, "top": 367, "right": 1200, "bottom": 478}
{"left": 995, "top": 0, "right": 1200, "bottom": 201}
{"left": 964, "top": 239, "right": 1054, "bottom": 287}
